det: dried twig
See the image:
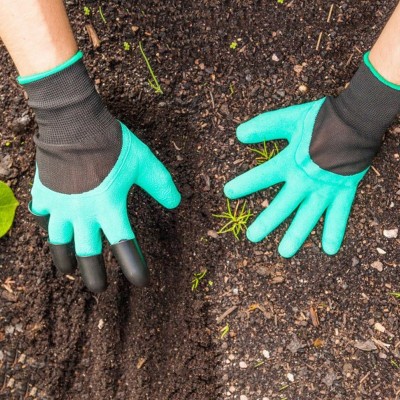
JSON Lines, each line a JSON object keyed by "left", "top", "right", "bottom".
{"left": 216, "top": 305, "right": 238, "bottom": 323}
{"left": 327, "top": 4, "right": 334, "bottom": 23}
{"left": 316, "top": 32, "right": 323, "bottom": 51}
{"left": 86, "top": 24, "right": 101, "bottom": 49}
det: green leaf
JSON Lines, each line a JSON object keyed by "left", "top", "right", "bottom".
{"left": 0, "top": 181, "right": 19, "bottom": 238}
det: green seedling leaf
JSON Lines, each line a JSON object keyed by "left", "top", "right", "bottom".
{"left": 0, "top": 181, "right": 19, "bottom": 238}
{"left": 138, "top": 41, "right": 163, "bottom": 94}
{"left": 83, "top": 6, "right": 91, "bottom": 16}
{"left": 230, "top": 40, "right": 238, "bottom": 50}
{"left": 123, "top": 41, "right": 131, "bottom": 51}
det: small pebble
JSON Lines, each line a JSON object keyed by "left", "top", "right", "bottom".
{"left": 98, "top": 319, "right": 105, "bottom": 330}
{"left": 239, "top": 361, "right": 248, "bottom": 369}
{"left": 376, "top": 247, "right": 386, "bottom": 255}
{"left": 271, "top": 53, "right": 280, "bottom": 62}
{"left": 287, "top": 373, "right": 295, "bottom": 382}
{"left": 371, "top": 261, "right": 383, "bottom": 272}
{"left": 298, "top": 84, "right": 308, "bottom": 93}
{"left": 383, "top": 228, "right": 398, "bottom": 238}
{"left": 229, "top": 386, "right": 236, "bottom": 393}
{"left": 207, "top": 230, "right": 219, "bottom": 239}
{"left": 262, "top": 350, "right": 270, "bottom": 359}
{"left": 240, "top": 395, "right": 248, "bottom": 400}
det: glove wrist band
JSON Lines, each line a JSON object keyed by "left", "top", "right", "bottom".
{"left": 19, "top": 51, "right": 122, "bottom": 194}
{"left": 310, "top": 51, "right": 400, "bottom": 175}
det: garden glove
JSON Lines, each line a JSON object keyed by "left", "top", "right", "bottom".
{"left": 19, "top": 51, "right": 181, "bottom": 292}
{"left": 224, "top": 52, "right": 400, "bottom": 258}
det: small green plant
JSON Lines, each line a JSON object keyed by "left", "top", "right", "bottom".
{"left": 390, "top": 292, "right": 400, "bottom": 299}
{"left": 0, "top": 181, "right": 19, "bottom": 238}
{"left": 123, "top": 41, "right": 131, "bottom": 51}
{"left": 229, "top": 83, "right": 234, "bottom": 95}
{"left": 254, "top": 360, "right": 265, "bottom": 368}
{"left": 83, "top": 6, "right": 91, "bottom": 16}
{"left": 220, "top": 324, "right": 230, "bottom": 339}
{"left": 391, "top": 359, "right": 400, "bottom": 369}
{"left": 98, "top": 6, "right": 107, "bottom": 24}
{"left": 229, "top": 40, "right": 238, "bottom": 50}
{"left": 138, "top": 41, "right": 163, "bottom": 94}
{"left": 213, "top": 200, "right": 253, "bottom": 240}
{"left": 191, "top": 270, "right": 207, "bottom": 291}
{"left": 277, "top": 0, "right": 284, "bottom": 3}
{"left": 250, "top": 141, "right": 279, "bottom": 165}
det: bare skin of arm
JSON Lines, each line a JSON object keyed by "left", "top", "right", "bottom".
{"left": 0, "top": 0, "right": 77, "bottom": 76}
{"left": 370, "top": 2, "right": 400, "bottom": 85}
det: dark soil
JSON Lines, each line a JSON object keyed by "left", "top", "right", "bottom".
{"left": 1, "top": 1, "right": 399, "bottom": 399}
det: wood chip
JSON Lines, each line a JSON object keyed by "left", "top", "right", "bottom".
{"left": 354, "top": 340, "right": 377, "bottom": 352}
{"left": 86, "top": 24, "right": 101, "bottom": 49}
{"left": 310, "top": 306, "right": 319, "bottom": 327}
{"left": 327, "top": 4, "right": 334, "bottom": 23}
{"left": 137, "top": 357, "right": 147, "bottom": 369}
{"left": 216, "top": 305, "right": 238, "bottom": 323}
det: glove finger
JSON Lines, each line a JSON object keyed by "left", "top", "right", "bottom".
{"left": 77, "top": 255, "right": 107, "bottom": 293}
{"left": 47, "top": 214, "right": 76, "bottom": 274}
{"left": 74, "top": 221, "right": 106, "bottom": 292}
{"left": 236, "top": 102, "right": 311, "bottom": 144}
{"left": 247, "top": 184, "right": 304, "bottom": 243}
{"left": 28, "top": 201, "right": 49, "bottom": 231}
{"left": 322, "top": 189, "right": 356, "bottom": 255}
{"left": 101, "top": 212, "right": 149, "bottom": 287}
{"left": 278, "top": 194, "right": 329, "bottom": 258}
{"left": 111, "top": 239, "right": 149, "bottom": 287}
{"left": 224, "top": 152, "right": 286, "bottom": 199}
{"left": 136, "top": 147, "right": 181, "bottom": 209}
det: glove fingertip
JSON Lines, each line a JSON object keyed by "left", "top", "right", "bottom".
{"left": 164, "top": 190, "right": 181, "bottom": 209}
{"left": 322, "top": 240, "right": 341, "bottom": 256}
{"left": 223, "top": 182, "right": 238, "bottom": 199}
{"left": 278, "top": 242, "right": 299, "bottom": 259}
{"left": 236, "top": 123, "right": 253, "bottom": 143}
{"left": 246, "top": 226, "right": 264, "bottom": 243}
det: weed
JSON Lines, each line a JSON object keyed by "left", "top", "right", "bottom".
{"left": 250, "top": 141, "right": 279, "bottom": 165}
{"left": 391, "top": 359, "right": 400, "bottom": 369}
{"left": 390, "top": 292, "right": 400, "bottom": 299}
{"left": 213, "top": 199, "right": 253, "bottom": 240}
{"left": 83, "top": 6, "right": 91, "bottom": 16}
{"left": 229, "top": 83, "right": 234, "bottom": 95}
{"left": 98, "top": 6, "right": 107, "bottom": 24}
{"left": 123, "top": 41, "right": 131, "bottom": 51}
{"left": 254, "top": 360, "right": 265, "bottom": 368}
{"left": 277, "top": 0, "right": 285, "bottom": 3}
{"left": 230, "top": 40, "right": 238, "bottom": 50}
{"left": 220, "top": 324, "right": 230, "bottom": 339}
{"left": 138, "top": 41, "right": 163, "bottom": 94}
{"left": 192, "top": 270, "right": 207, "bottom": 291}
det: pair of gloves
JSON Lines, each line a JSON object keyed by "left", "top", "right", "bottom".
{"left": 20, "top": 50, "right": 400, "bottom": 292}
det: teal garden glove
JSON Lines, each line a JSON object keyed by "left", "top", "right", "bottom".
{"left": 20, "top": 51, "right": 180, "bottom": 292}
{"left": 224, "top": 52, "right": 400, "bottom": 257}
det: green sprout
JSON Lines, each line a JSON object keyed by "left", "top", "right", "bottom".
{"left": 391, "top": 359, "right": 400, "bottom": 369}
{"left": 192, "top": 270, "right": 207, "bottom": 291}
{"left": 123, "top": 41, "right": 131, "bottom": 51}
{"left": 277, "top": 0, "right": 284, "bottom": 3}
{"left": 213, "top": 200, "right": 253, "bottom": 240}
{"left": 254, "top": 360, "right": 265, "bottom": 368}
{"left": 0, "top": 182, "right": 19, "bottom": 238}
{"left": 230, "top": 41, "right": 238, "bottom": 50}
{"left": 220, "top": 324, "right": 230, "bottom": 339}
{"left": 83, "top": 6, "right": 91, "bottom": 16}
{"left": 250, "top": 141, "right": 279, "bottom": 165}
{"left": 138, "top": 41, "right": 163, "bottom": 94}
{"left": 98, "top": 6, "right": 107, "bottom": 24}
{"left": 390, "top": 292, "right": 400, "bottom": 299}
{"left": 229, "top": 83, "right": 234, "bottom": 95}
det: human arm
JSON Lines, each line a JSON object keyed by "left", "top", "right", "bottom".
{"left": 0, "top": 0, "right": 181, "bottom": 291}
{"left": 224, "top": 2, "right": 400, "bottom": 257}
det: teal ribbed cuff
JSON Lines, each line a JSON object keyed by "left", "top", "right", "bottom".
{"left": 364, "top": 51, "right": 400, "bottom": 91}
{"left": 17, "top": 50, "right": 84, "bottom": 85}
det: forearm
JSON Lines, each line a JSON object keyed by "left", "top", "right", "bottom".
{"left": 370, "top": 2, "right": 400, "bottom": 85}
{"left": 0, "top": 0, "right": 77, "bottom": 76}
